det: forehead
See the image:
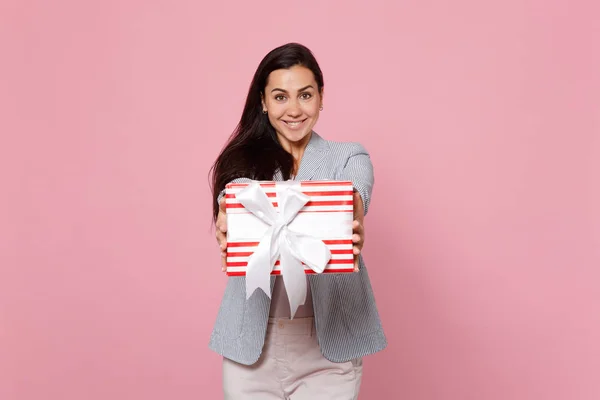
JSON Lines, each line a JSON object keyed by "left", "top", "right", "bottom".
{"left": 265, "top": 65, "right": 317, "bottom": 90}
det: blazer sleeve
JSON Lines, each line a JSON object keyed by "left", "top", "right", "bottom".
{"left": 217, "top": 177, "right": 253, "bottom": 204}
{"left": 339, "top": 143, "right": 375, "bottom": 216}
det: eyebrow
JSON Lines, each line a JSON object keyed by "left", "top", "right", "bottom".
{"left": 271, "top": 85, "right": 314, "bottom": 93}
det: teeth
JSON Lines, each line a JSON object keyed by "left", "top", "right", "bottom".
{"left": 286, "top": 121, "right": 302, "bottom": 126}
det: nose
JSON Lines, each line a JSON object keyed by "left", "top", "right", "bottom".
{"left": 286, "top": 99, "right": 302, "bottom": 117}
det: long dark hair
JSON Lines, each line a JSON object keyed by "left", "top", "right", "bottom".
{"left": 209, "top": 43, "right": 325, "bottom": 222}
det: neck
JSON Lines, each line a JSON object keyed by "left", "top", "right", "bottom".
{"left": 278, "top": 132, "right": 312, "bottom": 174}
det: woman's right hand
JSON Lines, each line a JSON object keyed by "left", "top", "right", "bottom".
{"left": 216, "top": 198, "right": 228, "bottom": 271}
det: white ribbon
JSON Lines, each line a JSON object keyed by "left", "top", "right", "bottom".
{"left": 235, "top": 181, "right": 331, "bottom": 318}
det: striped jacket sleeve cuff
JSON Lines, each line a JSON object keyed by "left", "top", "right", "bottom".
{"left": 217, "top": 177, "right": 253, "bottom": 204}
{"left": 340, "top": 143, "right": 375, "bottom": 216}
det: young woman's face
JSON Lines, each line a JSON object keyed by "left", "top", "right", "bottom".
{"left": 261, "top": 65, "right": 323, "bottom": 151}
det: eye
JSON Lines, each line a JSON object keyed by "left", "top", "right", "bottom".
{"left": 300, "top": 93, "right": 312, "bottom": 100}
{"left": 274, "top": 95, "right": 286, "bottom": 101}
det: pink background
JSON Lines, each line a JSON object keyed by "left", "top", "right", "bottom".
{"left": 2, "top": 0, "right": 599, "bottom": 399}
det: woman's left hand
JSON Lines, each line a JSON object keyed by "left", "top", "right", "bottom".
{"left": 352, "top": 191, "right": 365, "bottom": 272}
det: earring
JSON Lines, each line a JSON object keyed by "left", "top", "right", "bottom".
{"left": 263, "top": 109, "right": 267, "bottom": 114}
{"left": 319, "top": 105, "right": 323, "bottom": 111}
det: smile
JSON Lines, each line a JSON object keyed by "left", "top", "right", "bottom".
{"left": 283, "top": 119, "right": 307, "bottom": 129}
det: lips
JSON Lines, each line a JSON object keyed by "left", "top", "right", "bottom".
{"left": 283, "top": 119, "right": 307, "bottom": 129}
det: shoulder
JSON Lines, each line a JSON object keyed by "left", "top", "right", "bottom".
{"left": 319, "top": 136, "right": 370, "bottom": 160}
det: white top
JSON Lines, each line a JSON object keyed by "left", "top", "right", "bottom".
{"left": 268, "top": 276, "right": 314, "bottom": 318}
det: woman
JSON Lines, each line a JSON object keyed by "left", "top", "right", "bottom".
{"left": 209, "top": 43, "right": 386, "bottom": 399}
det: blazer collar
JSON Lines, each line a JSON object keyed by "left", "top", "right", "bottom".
{"left": 273, "top": 131, "right": 328, "bottom": 181}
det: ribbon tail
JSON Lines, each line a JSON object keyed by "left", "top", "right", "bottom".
{"left": 245, "top": 228, "right": 275, "bottom": 300}
{"left": 279, "top": 242, "right": 307, "bottom": 319}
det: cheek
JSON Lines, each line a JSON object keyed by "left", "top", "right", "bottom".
{"left": 306, "top": 104, "right": 320, "bottom": 118}
{"left": 267, "top": 109, "right": 285, "bottom": 128}
{"left": 266, "top": 102, "right": 285, "bottom": 118}
{"left": 268, "top": 109, "right": 285, "bottom": 121}
{"left": 268, "top": 115, "right": 279, "bottom": 128}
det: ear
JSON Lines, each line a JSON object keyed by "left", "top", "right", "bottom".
{"left": 260, "top": 92, "right": 267, "bottom": 112}
{"left": 319, "top": 88, "right": 324, "bottom": 106}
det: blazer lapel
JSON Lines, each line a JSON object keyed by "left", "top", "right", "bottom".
{"left": 294, "top": 131, "right": 328, "bottom": 181}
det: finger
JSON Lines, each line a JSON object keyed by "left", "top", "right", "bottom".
{"left": 351, "top": 194, "right": 363, "bottom": 274}
{"left": 352, "top": 220, "right": 364, "bottom": 251}
{"left": 219, "top": 198, "right": 228, "bottom": 273}
{"left": 217, "top": 212, "right": 228, "bottom": 232}
{"left": 218, "top": 200, "right": 228, "bottom": 230}
{"left": 353, "top": 192, "right": 364, "bottom": 219}
{"left": 352, "top": 220, "right": 363, "bottom": 233}
{"left": 216, "top": 232, "right": 227, "bottom": 249}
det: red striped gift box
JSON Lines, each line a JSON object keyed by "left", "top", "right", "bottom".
{"left": 225, "top": 180, "right": 355, "bottom": 276}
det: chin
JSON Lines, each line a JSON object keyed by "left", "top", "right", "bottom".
{"left": 279, "top": 130, "right": 311, "bottom": 144}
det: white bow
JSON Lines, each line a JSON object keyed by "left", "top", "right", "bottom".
{"left": 235, "top": 181, "right": 331, "bottom": 317}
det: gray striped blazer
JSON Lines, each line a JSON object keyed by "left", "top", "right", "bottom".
{"left": 208, "top": 132, "right": 387, "bottom": 365}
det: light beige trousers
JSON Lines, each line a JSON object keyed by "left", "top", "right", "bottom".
{"left": 222, "top": 317, "right": 363, "bottom": 399}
